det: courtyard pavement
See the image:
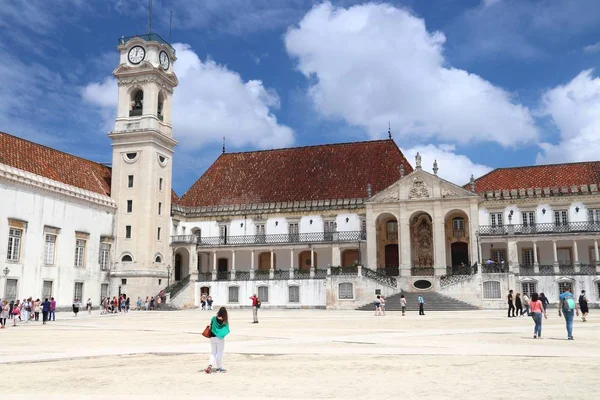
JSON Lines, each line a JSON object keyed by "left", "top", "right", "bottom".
{"left": 0, "top": 308, "right": 598, "bottom": 399}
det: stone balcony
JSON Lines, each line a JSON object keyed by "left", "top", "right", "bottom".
{"left": 171, "top": 230, "right": 366, "bottom": 247}
{"left": 478, "top": 221, "right": 600, "bottom": 237}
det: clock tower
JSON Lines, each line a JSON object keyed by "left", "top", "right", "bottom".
{"left": 108, "top": 34, "right": 178, "bottom": 299}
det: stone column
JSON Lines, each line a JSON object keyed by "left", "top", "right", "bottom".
{"left": 289, "top": 248, "right": 295, "bottom": 279}
{"left": 310, "top": 247, "right": 315, "bottom": 278}
{"left": 250, "top": 250, "right": 255, "bottom": 279}
{"left": 594, "top": 239, "right": 600, "bottom": 272}
{"left": 212, "top": 251, "right": 217, "bottom": 281}
{"left": 533, "top": 241, "right": 539, "bottom": 273}
{"left": 231, "top": 250, "right": 236, "bottom": 280}
{"left": 331, "top": 245, "right": 341, "bottom": 266}
{"left": 433, "top": 201, "right": 446, "bottom": 277}
{"left": 507, "top": 240, "right": 519, "bottom": 274}
{"left": 573, "top": 240, "right": 580, "bottom": 272}
{"left": 552, "top": 240, "right": 559, "bottom": 273}
{"left": 399, "top": 203, "right": 411, "bottom": 277}
{"left": 269, "top": 249, "right": 275, "bottom": 279}
{"left": 366, "top": 206, "right": 377, "bottom": 269}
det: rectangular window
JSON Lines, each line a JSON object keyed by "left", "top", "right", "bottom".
{"left": 5, "top": 279, "right": 18, "bottom": 302}
{"left": 74, "top": 239, "right": 86, "bottom": 267}
{"left": 128, "top": 175, "right": 134, "bottom": 188}
{"left": 338, "top": 282, "right": 354, "bottom": 299}
{"left": 523, "top": 249, "right": 535, "bottom": 267}
{"left": 491, "top": 250, "right": 506, "bottom": 263}
{"left": 255, "top": 224, "right": 265, "bottom": 243}
{"left": 490, "top": 213, "right": 503, "bottom": 227}
{"left": 360, "top": 218, "right": 367, "bottom": 239}
{"left": 558, "top": 281, "right": 573, "bottom": 295}
{"left": 386, "top": 221, "right": 398, "bottom": 233}
{"left": 100, "top": 243, "right": 111, "bottom": 270}
{"left": 7, "top": 228, "right": 22, "bottom": 262}
{"left": 228, "top": 286, "right": 239, "bottom": 303}
{"left": 158, "top": 202, "right": 162, "bottom": 215}
{"left": 452, "top": 218, "right": 465, "bottom": 231}
{"left": 42, "top": 281, "right": 53, "bottom": 299}
{"left": 557, "top": 248, "right": 571, "bottom": 266}
{"left": 157, "top": 227, "right": 161, "bottom": 241}
{"left": 288, "top": 286, "right": 300, "bottom": 303}
{"left": 74, "top": 282, "right": 83, "bottom": 301}
{"left": 324, "top": 220, "right": 336, "bottom": 241}
{"left": 127, "top": 200, "right": 133, "bottom": 213}
{"left": 554, "top": 210, "right": 568, "bottom": 226}
{"left": 44, "top": 234, "right": 57, "bottom": 265}
{"left": 159, "top": 178, "right": 163, "bottom": 190}
{"left": 121, "top": 279, "right": 127, "bottom": 285}
{"left": 589, "top": 209, "right": 600, "bottom": 222}
{"left": 483, "top": 281, "right": 501, "bottom": 299}
{"left": 521, "top": 282, "right": 536, "bottom": 297}
{"left": 522, "top": 211, "right": 535, "bottom": 226}
{"left": 257, "top": 286, "right": 269, "bottom": 303}
{"left": 126, "top": 226, "right": 132, "bottom": 239}
{"left": 100, "top": 283, "right": 109, "bottom": 303}
{"left": 288, "top": 222, "right": 299, "bottom": 241}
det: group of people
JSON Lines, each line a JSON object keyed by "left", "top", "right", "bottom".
{"left": 200, "top": 294, "right": 213, "bottom": 310}
{"left": 99, "top": 295, "right": 165, "bottom": 314}
{"left": 374, "top": 294, "right": 423, "bottom": 316}
{"left": 508, "top": 288, "right": 590, "bottom": 340}
{"left": 0, "top": 297, "right": 57, "bottom": 327}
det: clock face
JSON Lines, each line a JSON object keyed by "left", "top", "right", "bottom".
{"left": 159, "top": 51, "right": 170, "bottom": 70}
{"left": 128, "top": 46, "right": 145, "bottom": 65}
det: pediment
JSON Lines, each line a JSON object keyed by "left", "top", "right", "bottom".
{"left": 369, "top": 182, "right": 400, "bottom": 203}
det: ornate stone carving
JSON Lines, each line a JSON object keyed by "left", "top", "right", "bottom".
{"left": 376, "top": 185, "right": 399, "bottom": 202}
{"left": 409, "top": 176, "right": 429, "bottom": 198}
{"left": 411, "top": 214, "right": 433, "bottom": 267}
{"left": 441, "top": 188, "right": 458, "bottom": 197}
{"left": 415, "top": 152, "right": 422, "bottom": 169}
{"left": 117, "top": 76, "right": 174, "bottom": 93}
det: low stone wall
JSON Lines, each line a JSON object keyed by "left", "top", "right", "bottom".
{"left": 326, "top": 275, "right": 399, "bottom": 310}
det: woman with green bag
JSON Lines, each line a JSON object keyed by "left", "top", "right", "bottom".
{"left": 205, "top": 307, "right": 230, "bottom": 374}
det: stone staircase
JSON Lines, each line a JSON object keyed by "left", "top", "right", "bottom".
{"left": 357, "top": 291, "right": 479, "bottom": 311}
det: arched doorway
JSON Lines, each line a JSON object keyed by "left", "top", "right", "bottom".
{"left": 451, "top": 242, "right": 469, "bottom": 266}
{"left": 341, "top": 249, "right": 359, "bottom": 267}
{"left": 174, "top": 247, "right": 191, "bottom": 281}
{"left": 258, "top": 252, "right": 276, "bottom": 271}
{"left": 174, "top": 253, "right": 182, "bottom": 281}
{"left": 385, "top": 244, "right": 399, "bottom": 270}
{"left": 298, "top": 251, "right": 316, "bottom": 271}
{"left": 375, "top": 212, "right": 399, "bottom": 268}
{"left": 411, "top": 212, "right": 433, "bottom": 267}
{"left": 445, "top": 210, "right": 470, "bottom": 267}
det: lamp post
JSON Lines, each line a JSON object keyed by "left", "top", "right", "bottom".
{"left": 167, "top": 264, "right": 172, "bottom": 288}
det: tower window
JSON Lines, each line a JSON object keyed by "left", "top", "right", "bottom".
{"left": 130, "top": 90, "right": 143, "bottom": 116}
{"left": 121, "top": 254, "right": 133, "bottom": 262}
{"left": 157, "top": 92, "right": 164, "bottom": 121}
{"left": 157, "top": 227, "right": 161, "bottom": 240}
{"left": 127, "top": 200, "right": 133, "bottom": 213}
{"left": 128, "top": 175, "right": 134, "bottom": 188}
{"left": 126, "top": 152, "right": 137, "bottom": 160}
{"left": 159, "top": 178, "right": 163, "bottom": 190}
{"left": 158, "top": 202, "right": 162, "bottom": 215}
{"left": 126, "top": 226, "right": 132, "bottom": 239}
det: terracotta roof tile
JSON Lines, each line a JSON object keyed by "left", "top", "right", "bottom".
{"left": 0, "top": 131, "right": 112, "bottom": 196}
{"left": 171, "top": 189, "right": 179, "bottom": 205}
{"left": 471, "top": 162, "right": 600, "bottom": 193}
{"left": 178, "top": 139, "right": 412, "bottom": 207}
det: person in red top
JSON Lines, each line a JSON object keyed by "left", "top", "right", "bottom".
{"left": 249, "top": 294, "right": 259, "bottom": 324}
{"left": 529, "top": 292, "right": 547, "bottom": 339}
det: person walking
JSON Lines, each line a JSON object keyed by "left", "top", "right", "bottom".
{"left": 41, "top": 298, "right": 51, "bottom": 324}
{"left": 126, "top": 297, "right": 131, "bottom": 312}
{"left": 250, "top": 294, "right": 260, "bottom": 323}
{"left": 515, "top": 293, "right": 523, "bottom": 317}
{"left": 156, "top": 296, "right": 161, "bottom": 310}
{"left": 207, "top": 295, "right": 213, "bottom": 311}
{"left": 86, "top": 298, "right": 93, "bottom": 314}
{"left": 539, "top": 292, "right": 549, "bottom": 313}
{"left": 558, "top": 287, "right": 579, "bottom": 340}
{"left": 144, "top": 296, "right": 149, "bottom": 311}
{"left": 12, "top": 302, "right": 20, "bottom": 326}
{"left": 34, "top": 299, "right": 41, "bottom": 321}
{"left": 136, "top": 297, "right": 142, "bottom": 311}
{"left": 72, "top": 298, "right": 80, "bottom": 317}
{"left": 1, "top": 300, "right": 8, "bottom": 329}
{"left": 507, "top": 290, "right": 516, "bottom": 317}
{"left": 204, "top": 307, "right": 231, "bottom": 374}
{"left": 529, "top": 293, "right": 546, "bottom": 339}
{"left": 374, "top": 295, "right": 382, "bottom": 316}
{"left": 49, "top": 297, "right": 56, "bottom": 321}
{"left": 522, "top": 293, "right": 530, "bottom": 316}
{"left": 21, "top": 298, "right": 30, "bottom": 323}
{"left": 579, "top": 290, "right": 589, "bottom": 322}
{"left": 418, "top": 295, "right": 425, "bottom": 315}
{"left": 380, "top": 295, "right": 387, "bottom": 316}
{"left": 400, "top": 294, "right": 407, "bottom": 316}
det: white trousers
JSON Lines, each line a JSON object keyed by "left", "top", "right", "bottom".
{"left": 209, "top": 337, "right": 224, "bottom": 368}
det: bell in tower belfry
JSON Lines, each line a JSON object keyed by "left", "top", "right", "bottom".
{"left": 108, "top": 32, "right": 179, "bottom": 302}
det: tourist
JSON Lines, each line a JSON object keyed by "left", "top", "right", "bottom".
{"left": 42, "top": 298, "right": 51, "bottom": 324}
{"left": 156, "top": 296, "right": 161, "bottom": 310}
{"left": 400, "top": 294, "right": 407, "bottom": 316}
{"left": 8, "top": 300, "right": 14, "bottom": 319}
{"left": 515, "top": 293, "right": 523, "bottom": 316}
{"left": 207, "top": 295, "right": 213, "bottom": 310}
{"left": 1, "top": 300, "right": 8, "bottom": 329}
{"left": 374, "top": 295, "right": 382, "bottom": 316}
{"left": 73, "top": 298, "right": 80, "bottom": 317}
{"left": 204, "top": 307, "right": 231, "bottom": 374}
{"left": 250, "top": 294, "right": 259, "bottom": 323}
{"left": 34, "top": 298, "right": 41, "bottom": 321}
{"left": 86, "top": 298, "right": 93, "bottom": 314}
{"left": 558, "top": 288, "right": 579, "bottom": 340}
{"left": 144, "top": 297, "right": 149, "bottom": 311}
{"left": 120, "top": 296, "right": 126, "bottom": 312}
{"left": 418, "top": 295, "right": 425, "bottom": 315}
{"left": 150, "top": 297, "right": 155, "bottom": 310}
{"left": 539, "top": 292, "right": 549, "bottom": 313}
{"left": 507, "top": 290, "right": 516, "bottom": 318}
{"left": 529, "top": 293, "right": 546, "bottom": 339}
{"left": 579, "top": 290, "right": 589, "bottom": 322}
{"left": 50, "top": 297, "right": 56, "bottom": 321}
{"left": 126, "top": 297, "right": 131, "bottom": 312}
{"left": 380, "top": 295, "right": 387, "bottom": 316}
{"left": 22, "top": 298, "right": 30, "bottom": 323}
{"left": 136, "top": 297, "right": 142, "bottom": 311}
{"left": 522, "top": 293, "right": 530, "bottom": 316}
{"left": 12, "top": 302, "right": 20, "bottom": 326}
{"left": 201, "top": 294, "right": 207, "bottom": 310}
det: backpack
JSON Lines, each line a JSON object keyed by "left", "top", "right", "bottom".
{"left": 256, "top": 299, "right": 261, "bottom": 309}
{"left": 563, "top": 294, "right": 576, "bottom": 311}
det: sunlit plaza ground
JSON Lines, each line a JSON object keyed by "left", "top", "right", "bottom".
{"left": 1, "top": 308, "right": 598, "bottom": 399}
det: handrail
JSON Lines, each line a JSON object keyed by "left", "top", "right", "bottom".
{"left": 118, "top": 33, "right": 175, "bottom": 54}
{"left": 171, "top": 231, "right": 366, "bottom": 246}
{"left": 362, "top": 267, "right": 397, "bottom": 287}
{"left": 168, "top": 274, "right": 191, "bottom": 299}
{"left": 478, "top": 221, "right": 600, "bottom": 236}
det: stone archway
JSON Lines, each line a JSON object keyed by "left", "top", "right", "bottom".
{"left": 445, "top": 209, "right": 470, "bottom": 267}
{"left": 341, "top": 249, "right": 359, "bottom": 267}
{"left": 410, "top": 212, "right": 433, "bottom": 267}
{"left": 174, "top": 247, "right": 190, "bottom": 281}
{"left": 258, "top": 252, "right": 276, "bottom": 271}
{"left": 298, "top": 251, "right": 316, "bottom": 271}
{"left": 375, "top": 212, "right": 399, "bottom": 269}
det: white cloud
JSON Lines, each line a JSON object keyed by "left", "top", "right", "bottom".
{"left": 284, "top": 2, "right": 538, "bottom": 147}
{"left": 82, "top": 43, "right": 294, "bottom": 150}
{"left": 536, "top": 69, "right": 600, "bottom": 164}
{"left": 402, "top": 144, "right": 493, "bottom": 185}
{"left": 583, "top": 41, "right": 600, "bottom": 53}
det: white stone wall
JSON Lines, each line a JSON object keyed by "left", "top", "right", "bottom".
{"left": 0, "top": 180, "right": 115, "bottom": 307}
{"left": 479, "top": 201, "right": 597, "bottom": 226}
{"left": 326, "top": 276, "right": 398, "bottom": 310}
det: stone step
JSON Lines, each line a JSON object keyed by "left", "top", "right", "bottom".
{"left": 357, "top": 291, "right": 479, "bottom": 311}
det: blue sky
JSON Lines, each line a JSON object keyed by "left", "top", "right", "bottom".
{"left": 1, "top": 0, "right": 600, "bottom": 195}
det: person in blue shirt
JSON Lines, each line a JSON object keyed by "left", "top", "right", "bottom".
{"left": 558, "top": 287, "right": 580, "bottom": 340}
{"left": 418, "top": 295, "right": 425, "bottom": 315}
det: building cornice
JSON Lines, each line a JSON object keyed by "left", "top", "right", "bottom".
{"left": 480, "top": 192, "right": 600, "bottom": 207}
{"left": 479, "top": 184, "right": 599, "bottom": 204}
{"left": 0, "top": 163, "right": 117, "bottom": 210}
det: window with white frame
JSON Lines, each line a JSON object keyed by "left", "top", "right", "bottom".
{"left": 288, "top": 286, "right": 300, "bottom": 303}
{"left": 588, "top": 209, "right": 600, "bottom": 222}
{"left": 255, "top": 224, "right": 265, "bottom": 243}
{"left": 521, "top": 282, "right": 537, "bottom": 297}
{"left": 42, "top": 281, "right": 53, "bottom": 299}
{"left": 522, "top": 211, "right": 535, "bottom": 226}
{"left": 228, "top": 286, "right": 239, "bottom": 303}
{"left": 5, "top": 279, "right": 18, "bottom": 302}
{"left": 100, "top": 243, "right": 111, "bottom": 270}
{"left": 126, "top": 225, "right": 132, "bottom": 239}
{"left": 74, "top": 282, "right": 84, "bottom": 301}
{"left": 44, "top": 234, "right": 57, "bottom": 265}
{"left": 289, "top": 222, "right": 299, "bottom": 241}
{"left": 219, "top": 225, "right": 227, "bottom": 238}
{"left": 127, "top": 200, "right": 133, "bottom": 213}
{"left": 257, "top": 286, "right": 269, "bottom": 303}
{"left": 74, "top": 239, "right": 86, "bottom": 267}
{"left": 324, "top": 220, "right": 336, "bottom": 240}
{"left": 483, "top": 281, "right": 501, "bottom": 299}
{"left": 338, "top": 282, "right": 354, "bottom": 299}
{"left": 100, "top": 283, "right": 109, "bottom": 303}
{"left": 523, "top": 249, "right": 535, "bottom": 267}
{"left": 452, "top": 218, "right": 465, "bottom": 231}
{"left": 491, "top": 249, "right": 506, "bottom": 263}
{"left": 554, "top": 210, "right": 568, "bottom": 226}
{"left": 7, "top": 228, "right": 22, "bottom": 262}
{"left": 490, "top": 213, "right": 503, "bottom": 227}
{"left": 386, "top": 221, "right": 398, "bottom": 233}
{"left": 558, "top": 281, "right": 573, "bottom": 295}
{"left": 360, "top": 218, "right": 367, "bottom": 233}
{"left": 128, "top": 175, "right": 134, "bottom": 188}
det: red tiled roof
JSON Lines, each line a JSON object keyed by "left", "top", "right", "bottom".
{"left": 178, "top": 139, "right": 412, "bottom": 207}
{"left": 0, "top": 131, "right": 112, "bottom": 196}
{"left": 471, "top": 162, "right": 600, "bottom": 193}
{"left": 171, "top": 189, "right": 179, "bottom": 205}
